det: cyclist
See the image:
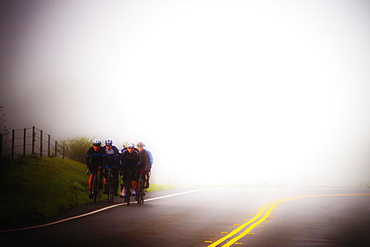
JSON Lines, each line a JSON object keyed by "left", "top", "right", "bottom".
{"left": 103, "top": 138, "right": 120, "bottom": 196}
{"left": 119, "top": 142, "right": 140, "bottom": 199}
{"left": 146, "top": 146, "right": 153, "bottom": 188}
{"left": 121, "top": 142, "right": 128, "bottom": 153}
{"left": 86, "top": 139, "right": 106, "bottom": 199}
{"left": 119, "top": 142, "right": 128, "bottom": 197}
{"left": 136, "top": 142, "right": 152, "bottom": 188}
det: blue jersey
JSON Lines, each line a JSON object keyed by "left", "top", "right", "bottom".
{"left": 103, "top": 145, "right": 120, "bottom": 167}
{"left": 147, "top": 150, "right": 153, "bottom": 168}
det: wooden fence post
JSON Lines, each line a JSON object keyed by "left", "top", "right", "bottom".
{"left": 23, "top": 128, "right": 26, "bottom": 156}
{"left": 32, "top": 126, "right": 35, "bottom": 154}
{"left": 11, "top": 129, "right": 15, "bottom": 159}
{"left": 40, "top": 129, "right": 43, "bottom": 157}
{"left": 48, "top": 135, "right": 51, "bottom": 157}
{"left": 55, "top": 140, "right": 58, "bottom": 157}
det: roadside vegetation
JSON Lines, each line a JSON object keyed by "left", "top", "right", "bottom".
{"left": 0, "top": 155, "right": 176, "bottom": 228}
{"left": 58, "top": 135, "right": 93, "bottom": 164}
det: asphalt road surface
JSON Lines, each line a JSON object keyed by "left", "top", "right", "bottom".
{"left": 1, "top": 187, "right": 370, "bottom": 246}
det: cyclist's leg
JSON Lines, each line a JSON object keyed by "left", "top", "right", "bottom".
{"left": 119, "top": 169, "right": 124, "bottom": 198}
{"left": 93, "top": 172, "right": 99, "bottom": 203}
{"left": 145, "top": 170, "right": 151, "bottom": 188}
{"left": 131, "top": 170, "right": 138, "bottom": 196}
{"left": 121, "top": 171, "right": 127, "bottom": 198}
{"left": 97, "top": 168, "right": 103, "bottom": 189}
{"left": 124, "top": 170, "right": 131, "bottom": 204}
{"left": 88, "top": 168, "right": 98, "bottom": 199}
{"left": 103, "top": 167, "right": 109, "bottom": 194}
{"left": 113, "top": 167, "right": 119, "bottom": 196}
{"left": 88, "top": 174, "right": 93, "bottom": 190}
{"left": 142, "top": 172, "right": 146, "bottom": 196}
{"left": 120, "top": 180, "right": 125, "bottom": 198}
{"left": 140, "top": 174, "right": 145, "bottom": 203}
{"left": 135, "top": 172, "right": 140, "bottom": 201}
{"left": 88, "top": 173, "right": 94, "bottom": 198}
{"left": 107, "top": 169, "right": 114, "bottom": 202}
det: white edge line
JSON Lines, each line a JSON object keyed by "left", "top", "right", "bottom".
{"left": 0, "top": 188, "right": 218, "bottom": 233}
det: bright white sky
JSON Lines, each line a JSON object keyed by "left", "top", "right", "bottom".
{"left": 1, "top": 0, "right": 369, "bottom": 187}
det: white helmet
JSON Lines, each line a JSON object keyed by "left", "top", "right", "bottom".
{"left": 127, "top": 142, "right": 135, "bottom": 148}
{"left": 105, "top": 138, "right": 113, "bottom": 146}
{"left": 92, "top": 139, "right": 101, "bottom": 147}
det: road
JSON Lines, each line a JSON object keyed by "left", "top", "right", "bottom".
{"left": 1, "top": 187, "right": 370, "bottom": 246}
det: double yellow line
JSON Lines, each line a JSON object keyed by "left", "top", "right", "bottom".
{"left": 207, "top": 193, "right": 370, "bottom": 247}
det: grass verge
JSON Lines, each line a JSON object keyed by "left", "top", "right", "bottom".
{"left": 146, "top": 184, "right": 177, "bottom": 192}
{"left": 0, "top": 155, "right": 176, "bottom": 227}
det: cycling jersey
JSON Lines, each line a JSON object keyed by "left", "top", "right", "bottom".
{"left": 103, "top": 145, "right": 120, "bottom": 168}
{"left": 138, "top": 149, "right": 151, "bottom": 170}
{"left": 146, "top": 150, "right": 153, "bottom": 168}
{"left": 86, "top": 146, "right": 106, "bottom": 169}
{"left": 120, "top": 149, "right": 139, "bottom": 170}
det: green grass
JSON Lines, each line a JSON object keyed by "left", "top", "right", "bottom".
{"left": 0, "top": 155, "right": 176, "bottom": 227}
{"left": 146, "top": 183, "right": 177, "bottom": 192}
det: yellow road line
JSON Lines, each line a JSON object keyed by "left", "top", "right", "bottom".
{"left": 208, "top": 193, "right": 370, "bottom": 247}
{"left": 207, "top": 200, "right": 276, "bottom": 246}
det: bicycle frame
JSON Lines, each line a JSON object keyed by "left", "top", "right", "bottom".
{"left": 106, "top": 167, "right": 114, "bottom": 202}
{"left": 136, "top": 171, "right": 145, "bottom": 205}
{"left": 92, "top": 168, "right": 103, "bottom": 204}
{"left": 123, "top": 169, "right": 134, "bottom": 206}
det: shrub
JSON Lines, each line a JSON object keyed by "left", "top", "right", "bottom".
{"left": 59, "top": 136, "right": 92, "bottom": 164}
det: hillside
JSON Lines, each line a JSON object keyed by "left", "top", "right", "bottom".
{"left": 0, "top": 155, "right": 92, "bottom": 227}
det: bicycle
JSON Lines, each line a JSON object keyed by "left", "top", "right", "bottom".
{"left": 123, "top": 169, "right": 135, "bottom": 206}
{"left": 136, "top": 170, "right": 145, "bottom": 205}
{"left": 92, "top": 167, "right": 103, "bottom": 204}
{"left": 105, "top": 166, "right": 114, "bottom": 202}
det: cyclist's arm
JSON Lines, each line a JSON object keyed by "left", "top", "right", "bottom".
{"left": 141, "top": 151, "right": 151, "bottom": 171}
{"left": 86, "top": 148, "right": 93, "bottom": 168}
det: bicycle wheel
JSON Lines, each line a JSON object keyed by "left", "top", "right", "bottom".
{"left": 137, "top": 173, "right": 145, "bottom": 205}
{"left": 93, "top": 174, "right": 99, "bottom": 204}
{"left": 107, "top": 172, "right": 114, "bottom": 202}
{"left": 135, "top": 185, "right": 141, "bottom": 205}
{"left": 124, "top": 170, "right": 131, "bottom": 206}
{"left": 141, "top": 179, "right": 145, "bottom": 205}
{"left": 137, "top": 182, "right": 143, "bottom": 205}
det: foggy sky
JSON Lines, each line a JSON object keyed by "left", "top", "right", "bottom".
{"left": 1, "top": 0, "right": 369, "bottom": 187}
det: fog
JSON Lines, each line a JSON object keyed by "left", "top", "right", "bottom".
{"left": 1, "top": 0, "right": 369, "bottom": 187}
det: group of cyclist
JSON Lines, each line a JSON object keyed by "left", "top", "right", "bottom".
{"left": 86, "top": 138, "right": 153, "bottom": 200}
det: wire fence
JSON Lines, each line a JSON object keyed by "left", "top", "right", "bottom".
{"left": 0, "top": 126, "right": 65, "bottom": 160}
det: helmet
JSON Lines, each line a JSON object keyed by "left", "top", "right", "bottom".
{"left": 105, "top": 138, "right": 113, "bottom": 146}
{"left": 127, "top": 142, "right": 135, "bottom": 148}
{"left": 92, "top": 139, "right": 101, "bottom": 147}
{"left": 136, "top": 142, "right": 145, "bottom": 147}
{"left": 123, "top": 142, "right": 128, "bottom": 148}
